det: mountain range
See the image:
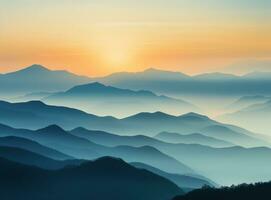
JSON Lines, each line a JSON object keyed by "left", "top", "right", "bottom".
{"left": 69, "top": 126, "right": 271, "bottom": 185}
{"left": 0, "top": 137, "right": 212, "bottom": 190}
{"left": 0, "top": 136, "right": 72, "bottom": 160}
{"left": 219, "top": 98, "right": 271, "bottom": 134}
{"left": 3, "top": 65, "right": 271, "bottom": 100}
{"left": 93, "top": 67, "right": 271, "bottom": 97}
{"left": 1, "top": 56, "right": 271, "bottom": 199}
{"left": 0, "top": 65, "right": 91, "bottom": 98}
{"left": 155, "top": 132, "right": 234, "bottom": 148}
{"left": 1, "top": 119, "right": 271, "bottom": 185}
{"left": 131, "top": 162, "right": 215, "bottom": 190}
{"left": 222, "top": 60, "right": 271, "bottom": 74}
{"left": 0, "top": 146, "right": 81, "bottom": 170}
{"left": 4, "top": 65, "right": 271, "bottom": 121}
{"left": 0, "top": 123, "right": 194, "bottom": 175}
{"left": 0, "top": 100, "right": 267, "bottom": 148}
{"left": 43, "top": 82, "right": 197, "bottom": 117}
{"left": 225, "top": 95, "right": 271, "bottom": 111}
{"left": 0, "top": 156, "right": 183, "bottom": 200}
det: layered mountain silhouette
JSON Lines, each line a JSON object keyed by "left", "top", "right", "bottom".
{"left": 0, "top": 156, "right": 183, "bottom": 200}
{"left": 0, "top": 136, "right": 72, "bottom": 160}
{"left": 120, "top": 112, "right": 268, "bottom": 147}
{"left": 0, "top": 146, "right": 81, "bottom": 169}
{"left": 69, "top": 126, "right": 271, "bottom": 185}
{"left": 1, "top": 100, "right": 271, "bottom": 184}
{"left": 219, "top": 99, "right": 271, "bottom": 134}
{"left": 2, "top": 58, "right": 271, "bottom": 199}
{"left": 0, "top": 65, "right": 91, "bottom": 98}
{"left": 173, "top": 181, "right": 271, "bottom": 200}
{"left": 0, "top": 100, "right": 267, "bottom": 147}
{"left": 3, "top": 65, "right": 271, "bottom": 101}
{"left": 222, "top": 60, "right": 271, "bottom": 74}
{"left": 155, "top": 132, "right": 234, "bottom": 148}
{"left": 226, "top": 95, "right": 270, "bottom": 111}
{"left": 0, "top": 123, "right": 194, "bottom": 175}
{"left": 131, "top": 162, "right": 215, "bottom": 190}
{"left": 0, "top": 135, "right": 208, "bottom": 190}
{"left": 93, "top": 68, "right": 271, "bottom": 96}
{"left": 43, "top": 82, "right": 197, "bottom": 117}
{"left": 0, "top": 100, "right": 117, "bottom": 130}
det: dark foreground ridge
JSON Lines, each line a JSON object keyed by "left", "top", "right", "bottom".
{"left": 0, "top": 156, "right": 183, "bottom": 200}
{"left": 173, "top": 181, "right": 271, "bottom": 200}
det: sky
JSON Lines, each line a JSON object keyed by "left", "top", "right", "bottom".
{"left": 1, "top": 0, "right": 271, "bottom": 76}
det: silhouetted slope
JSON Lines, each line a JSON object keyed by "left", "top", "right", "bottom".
{"left": 226, "top": 95, "right": 270, "bottom": 111}
{"left": 0, "top": 123, "right": 194, "bottom": 174}
{"left": 0, "top": 100, "right": 267, "bottom": 148}
{"left": 3, "top": 65, "right": 271, "bottom": 98}
{"left": 0, "top": 146, "right": 81, "bottom": 169}
{"left": 0, "top": 64, "right": 91, "bottom": 97}
{"left": 122, "top": 112, "right": 269, "bottom": 146}
{"left": 131, "top": 162, "right": 214, "bottom": 189}
{"left": 219, "top": 99, "right": 271, "bottom": 134}
{"left": 69, "top": 127, "right": 271, "bottom": 185}
{"left": 93, "top": 67, "right": 271, "bottom": 96}
{"left": 199, "top": 125, "right": 261, "bottom": 146}
{"left": 44, "top": 82, "right": 197, "bottom": 117}
{"left": 155, "top": 132, "right": 234, "bottom": 147}
{"left": 0, "top": 100, "right": 118, "bottom": 130}
{"left": 173, "top": 181, "right": 271, "bottom": 200}
{"left": 0, "top": 136, "right": 72, "bottom": 160}
{"left": 0, "top": 156, "right": 183, "bottom": 200}
{"left": 110, "top": 145, "right": 194, "bottom": 174}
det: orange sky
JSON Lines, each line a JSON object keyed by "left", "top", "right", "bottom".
{"left": 1, "top": 0, "right": 271, "bottom": 76}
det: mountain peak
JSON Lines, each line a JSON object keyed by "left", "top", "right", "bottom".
{"left": 143, "top": 68, "right": 188, "bottom": 77}
{"left": 79, "top": 156, "right": 131, "bottom": 170}
{"left": 94, "top": 156, "right": 125, "bottom": 164}
{"left": 86, "top": 82, "right": 106, "bottom": 87}
{"left": 19, "top": 64, "right": 50, "bottom": 73}
{"left": 144, "top": 68, "right": 161, "bottom": 73}
{"left": 193, "top": 72, "right": 238, "bottom": 79}
{"left": 180, "top": 112, "right": 210, "bottom": 120}
{"left": 36, "top": 124, "right": 66, "bottom": 134}
{"left": 124, "top": 111, "right": 174, "bottom": 120}
{"left": 26, "top": 100, "right": 46, "bottom": 106}
{"left": 67, "top": 82, "right": 111, "bottom": 93}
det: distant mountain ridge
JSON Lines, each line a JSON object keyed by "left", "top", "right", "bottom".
{"left": 1, "top": 121, "right": 271, "bottom": 185}
{"left": 0, "top": 123, "right": 195, "bottom": 175}
{"left": 43, "top": 82, "right": 197, "bottom": 117}
{"left": 0, "top": 136, "right": 72, "bottom": 160}
{"left": 155, "top": 132, "right": 234, "bottom": 148}
{"left": 0, "top": 132, "right": 211, "bottom": 190}
{"left": 93, "top": 67, "right": 271, "bottom": 96}
{"left": 0, "top": 100, "right": 267, "bottom": 148}
{"left": 219, "top": 99, "right": 271, "bottom": 134}
{"left": 226, "top": 95, "right": 271, "bottom": 111}
{"left": 131, "top": 162, "right": 215, "bottom": 190}
{"left": 3, "top": 65, "right": 271, "bottom": 101}
{"left": 68, "top": 126, "right": 271, "bottom": 185}
{"left": 0, "top": 146, "right": 79, "bottom": 169}
{"left": 0, "top": 64, "right": 91, "bottom": 98}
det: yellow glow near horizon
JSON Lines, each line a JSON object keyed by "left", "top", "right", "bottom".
{"left": 0, "top": 0, "right": 271, "bottom": 76}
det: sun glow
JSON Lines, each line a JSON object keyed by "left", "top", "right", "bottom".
{"left": 104, "top": 47, "right": 131, "bottom": 69}
{"left": 1, "top": 0, "right": 271, "bottom": 76}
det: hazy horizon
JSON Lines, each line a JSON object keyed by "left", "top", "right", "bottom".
{"left": 1, "top": 60, "right": 271, "bottom": 78}
{"left": 1, "top": 0, "right": 271, "bottom": 76}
